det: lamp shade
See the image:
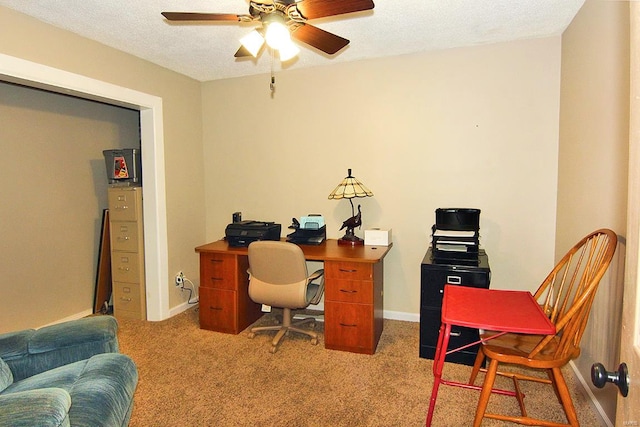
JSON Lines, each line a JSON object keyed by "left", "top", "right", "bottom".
{"left": 278, "top": 39, "right": 300, "bottom": 62}
{"left": 328, "top": 169, "right": 373, "bottom": 200}
{"left": 265, "top": 20, "right": 290, "bottom": 50}
{"left": 240, "top": 30, "right": 265, "bottom": 58}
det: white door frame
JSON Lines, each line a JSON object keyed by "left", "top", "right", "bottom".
{"left": 0, "top": 53, "right": 170, "bottom": 321}
{"left": 617, "top": 2, "right": 640, "bottom": 424}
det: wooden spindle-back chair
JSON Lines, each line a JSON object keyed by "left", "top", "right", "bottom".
{"left": 468, "top": 228, "right": 617, "bottom": 427}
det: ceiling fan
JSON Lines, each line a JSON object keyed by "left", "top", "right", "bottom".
{"left": 161, "top": 0, "right": 375, "bottom": 61}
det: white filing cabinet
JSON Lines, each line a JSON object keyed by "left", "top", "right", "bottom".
{"left": 108, "top": 186, "right": 146, "bottom": 320}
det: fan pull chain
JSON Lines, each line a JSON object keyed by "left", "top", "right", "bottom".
{"left": 270, "top": 47, "right": 276, "bottom": 94}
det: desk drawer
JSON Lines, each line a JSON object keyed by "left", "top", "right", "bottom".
{"left": 199, "top": 287, "right": 237, "bottom": 333}
{"left": 324, "top": 279, "right": 373, "bottom": 304}
{"left": 200, "top": 253, "right": 237, "bottom": 290}
{"left": 325, "top": 261, "right": 373, "bottom": 281}
{"left": 325, "top": 302, "right": 373, "bottom": 352}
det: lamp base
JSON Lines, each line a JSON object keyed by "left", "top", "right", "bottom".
{"left": 338, "top": 234, "right": 364, "bottom": 246}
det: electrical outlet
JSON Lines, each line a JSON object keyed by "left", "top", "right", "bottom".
{"left": 175, "top": 271, "right": 184, "bottom": 286}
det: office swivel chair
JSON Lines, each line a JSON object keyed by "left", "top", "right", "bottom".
{"left": 247, "top": 241, "right": 325, "bottom": 353}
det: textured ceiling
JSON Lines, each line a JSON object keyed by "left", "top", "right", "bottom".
{"left": 0, "top": 0, "right": 585, "bottom": 82}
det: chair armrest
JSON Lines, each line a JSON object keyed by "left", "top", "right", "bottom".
{"left": 0, "top": 388, "right": 71, "bottom": 427}
{"left": 308, "top": 269, "right": 324, "bottom": 282}
{"left": 1, "top": 317, "right": 119, "bottom": 382}
{"left": 308, "top": 269, "right": 325, "bottom": 305}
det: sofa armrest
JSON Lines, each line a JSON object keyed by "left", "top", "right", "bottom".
{"left": 0, "top": 388, "right": 71, "bottom": 427}
{"left": 0, "top": 316, "right": 119, "bottom": 382}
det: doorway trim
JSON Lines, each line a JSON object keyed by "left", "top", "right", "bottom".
{"left": 0, "top": 52, "right": 170, "bottom": 321}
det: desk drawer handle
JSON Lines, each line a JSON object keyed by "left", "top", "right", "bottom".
{"left": 450, "top": 330, "right": 462, "bottom": 337}
{"left": 339, "top": 289, "right": 358, "bottom": 294}
{"left": 339, "top": 323, "right": 358, "bottom": 328}
{"left": 339, "top": 268, "right": 358, "bottom": 273}
{"left": 447, "top": 275, "right": 462, "bottom": 285}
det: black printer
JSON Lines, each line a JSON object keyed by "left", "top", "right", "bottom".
{"left": 225, "top": 220, "right": 281, "bottom": 247}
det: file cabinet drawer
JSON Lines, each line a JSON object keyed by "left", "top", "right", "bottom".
{"left": 112, "top": 253, "right": 141, "bottom": 283}
{"left": 111, "top": 222, "right": 140, "bottom": 252}
{"left": 113, "top": 282, "right": 144, "bottom": 317}
{"left": 108, "top": 189, "right": 141, "bottom": 222}
{"left": 419, "top": 307, "right": 480, "bottom": 351}
{"left": 421, "top": 268, "right": 490, "bottom": 308}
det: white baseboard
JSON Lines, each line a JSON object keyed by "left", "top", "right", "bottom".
{"left": 43, "top": 309, "right": 94, "bottom": 328}
{"left": 169, "top": 301, "right": 198, "bottom": 318}
{"left": 569, "top": 360, "right": 613, "bottom": 427}
{"left": 384, "top": 310, "right": 420, "bottom": 322}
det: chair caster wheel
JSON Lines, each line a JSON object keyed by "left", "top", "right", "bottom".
{"left": 247, "top": 332, "right": 255, "bottom": 339}
{"left": 269, "top": 346, "right": 278, "bottom": 354}
{"left": 311, "top": 337, "right": 318, "bottom": 346}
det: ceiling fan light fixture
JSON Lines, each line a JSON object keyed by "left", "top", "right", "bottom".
{"left": 265, "top": 19, "right": 290, "bottom": 50}
{"left": 278, "top": 40, "right": 300, "bottom": 61}
{"left": 239, "top": 30, "right": 265, "bottom": 57}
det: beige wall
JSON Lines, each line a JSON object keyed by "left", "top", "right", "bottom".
{"left": 0, "top": 82, "right": 139, "bottom": 331}
{"left": 0, "top": 6, "right": 206, "bottom": 330}
{"left": 558, "top": 0, "right": 630, "bottom": 423}
{"left": 202, "top": 37, "right": 563, "bottom": 315}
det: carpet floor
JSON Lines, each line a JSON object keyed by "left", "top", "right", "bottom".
{"left": 116, "top": 307, "right": 600, "bottom": 426}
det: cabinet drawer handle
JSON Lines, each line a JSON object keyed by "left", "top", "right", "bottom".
{"left": 339, "top": 289, "right": 358, "bottom": 294}
{"left": 117, "top": 236, "right": 130, "bottom": 241}
{"left": 447, "top": 275, "right": 462, "bottom": 285}
{"left": 209, "top": 306, "right": 222, "bottom": 311}
{"left": 118, "top": 267, "right": 130, "bottom": 271}
{"left": 120, "top": 297, "right": 132, "bottom": 302}
{"left": 339, "top": 268, "right": 358, "bottom": 273}
{"left": 450, "top": 330, "right": 462, "bottom": 337}
{"left": 209, "top": 259, "right": 223, "bottom": 263}
{"left": 209, "top": 277, "right": 223, "bottom": 282}
{"left": 115, "top": 205, "right": 129, "bottom": 210}
{"left": 339, "top": 323, "right": 358, "bottom": 328}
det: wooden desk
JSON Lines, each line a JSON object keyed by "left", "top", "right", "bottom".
{"left": 195, "top": 239, "right": 393, "bottom": 354}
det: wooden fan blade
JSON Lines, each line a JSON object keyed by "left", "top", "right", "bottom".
{"left": 161, "top": 12, "right": 243, "bottom": 22}
{"left": 295, "top": 0, "right": 374, "bottom": 20}
{"left": 292, "top": 24, "right": 349, "bottom": 55}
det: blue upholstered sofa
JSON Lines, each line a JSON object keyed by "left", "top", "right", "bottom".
{"left": 0, "top": 316, "right": 138, "bottom": 427}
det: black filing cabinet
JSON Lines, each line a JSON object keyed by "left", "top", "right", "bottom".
{"left": 419, "top": 248, "right": 491, "bottom": 365}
